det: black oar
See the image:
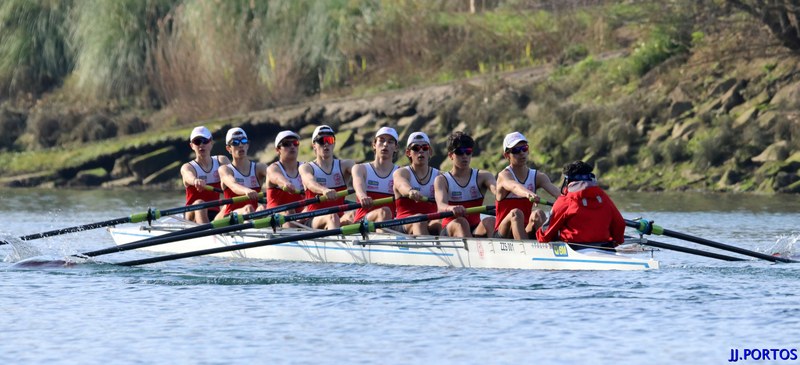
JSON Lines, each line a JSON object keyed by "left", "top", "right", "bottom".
{"left": 0, "top": 191, "right": 264, "bottom": 246}
{"left": 102, "top": 189, "right": 352, "bottom": 251}
{"left": 116, "top": 205, "right": 492, "bottom": 266}
{"left": 81, "top": 195, "right": 389, "bottom": 258}
{"left": 634, "top": 237, "right": 745, "bottom": 262}
{"left": 626, "top": 219, "right": 796, "bottom": 263}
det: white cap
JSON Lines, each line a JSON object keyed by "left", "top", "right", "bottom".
{"left": 190, "top": 126, "right": 212, "bottom": 141}
{"left": 406, "top": 132, "right": 431, "bottom": 147}
{"left": 375, "top": 126, "right": 399, "bottom": 142}
{"left": 226, "top": 127, "right": 248, "bottom": 144}
{"left": 274, "top": 130, "right": 300, "bottom": 146}
{"left": 503, "top": 132, "right": 528, "bottom": 149}
{"left": 312, "top": 125, "right": 335, "bottom": 141}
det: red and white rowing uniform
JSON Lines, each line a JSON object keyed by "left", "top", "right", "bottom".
{"left": 354, "top": 163, "right": 398, "bottom": 221}
{"left": 184, "top": 156, "right": 223, "bottom": 214}
{"left": 395, "top": 166, "right": 438, "bottom": 218}
{"left": 304, "top": 159, "right": 347, "bottom": 214}
{"left": 494, "top": 166, "right": 538, "bottom": 232}
{"left": 441, "top": 169, "right": 484, "bottom": 229}
{"left": 220, "top": 161, "right": 262, "bottom": 216}
{"left": 267, "top": 161, "right": 304, "bottom": 209}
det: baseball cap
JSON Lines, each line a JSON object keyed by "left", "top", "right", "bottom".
{"left": 274, "top": 130, "right": 300, "bottom": 146}
{"left": 375, "top": 126, "right": 399, "bottom": 142}
{"left": 406, "top": 132, "right": 431, "bottom": 147}
{"left": 190, "top": 126, "right": 212, "bottom": 141}
{"left": 503, "top": 132, "right": 528, "bottom": 150}
{"left": 226, "top": 127, "right": 248, "bottom": 144}
{"left": 312, "top": 125, "right": 335, "bottom": 141}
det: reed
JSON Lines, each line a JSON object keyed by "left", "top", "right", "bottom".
{"left": 0, "top": 0, "right": 73, "bottom": 97}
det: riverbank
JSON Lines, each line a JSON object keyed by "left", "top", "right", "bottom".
{"left": 0, "top": 2, "right": 798, "bottom": 193}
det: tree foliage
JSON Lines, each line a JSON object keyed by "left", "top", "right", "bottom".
{"left": 727, "top": 0, "right": 800, "bottom": 52}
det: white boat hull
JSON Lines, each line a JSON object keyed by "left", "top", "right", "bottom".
{"left": 107, "top": 219, "right": 659, "bottom": 271}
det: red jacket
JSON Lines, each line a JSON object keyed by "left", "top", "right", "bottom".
{"left": 536, "top": 183, "right": 625, "bottom": 245}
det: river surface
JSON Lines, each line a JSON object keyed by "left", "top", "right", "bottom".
{"left": 1, "top": 188, "right": 799, "bottom": 364}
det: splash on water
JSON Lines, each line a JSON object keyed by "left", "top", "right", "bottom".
{"left": 1, "top": 234, "right": 43, "bottom": 263}
{"left": 762, "top": 233, "right": 800, "bottom": 259}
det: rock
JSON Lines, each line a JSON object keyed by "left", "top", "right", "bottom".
{"left": 781, "top": 179, "right": 800, "bottom": 193}
{"left": 669, "top": 101, "right": 694, "bottom": 118}
{"left": 73, "top": 167, "right": 109, "bottom": 186}
{"left": 143, "top": 161, "right": 181, "bottom": 185}
{"left": 0, "top": 171, "right": 58, "bottom": 187}
{"left": 128, "top": 146, "right": 181, "bottom": 180}
{"left": 773, "top": 171, "right": 800, "bottom": 191}
{"left": 671, "top": 118, "right": 701, "bottom": 140}
{"left": 340, "top": 113, "right": 376, "bottom": 131}
{"left": 102, "top": 176, "right": 140, "bottom": 188}
{"left": 111, "top": 155, "right": 134, "bottom": 179}
{"left": 752, "top": 141, "right": 789, "bottom": 163}
{"left": 733, "top": 106, "right": 757, "bottom": 129}
{"left": 380, "top": 92, "right": 417, "bottom": 118}
{"left": 720, "top": 80, "right": 747, "bottom": 112}
{"left": 770, "top": 79, "right": 800, "bottom": 110}
{"left": 757, "top": 111, "right": 778, "bottom": 129}
{"left": 396, "top": 115, "right": 427, "bottom": 141}
{"left": 709, "top": 78, "right": 738, "bottom": 98}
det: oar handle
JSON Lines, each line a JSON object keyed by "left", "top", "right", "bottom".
{"left": 528, "top": 197, "right": 553, "bottom": 206}
{"left": 319, "top": 188, "right": 353, "bottom": 202}
{"left": 281, "top": 186, "right": 304, "bottom": 195}
{"left": 203, "top": 185, "right": 224, "bottom": 194}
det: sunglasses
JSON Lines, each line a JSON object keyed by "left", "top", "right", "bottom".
{"left": 507, "top": 144, "right": 529, "bottom": 154}
{"left": 192, "top": 137, "right": 210, "bottom": 146}
{"left": 314, "top": 135, "right": 336, "bottom": 145}
{"left": 409, "top": 144, "right": 430, "bottom": 152}
{"left": 279, "top": 139, "right": 300, "bottom": 148}
{"left": 452, "top": 147, "right": 473, "bottom": 156}
{"left": 228, "top": 138, "right": 249, "bottom": 147}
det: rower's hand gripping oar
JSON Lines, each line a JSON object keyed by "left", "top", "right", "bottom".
{"left": 115, "top": 205, "right": 492, "bottom": 266}
{"left": 627, "top": 218, "right": 797, "bottom": 263}
{"left": 81, "top": 192, "right": 383, "bottom": 258}
{"left": 0, "top": 192, "right": 265, "bottom": 246}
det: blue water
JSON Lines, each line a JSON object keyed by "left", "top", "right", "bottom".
{"left": 1, "top": 188, "right": 799, "bottom": 364}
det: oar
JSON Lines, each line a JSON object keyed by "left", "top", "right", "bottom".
{"left": 105, "top": 188, "right": 352, "bottom": 251}
{"left": 116, "top": 205, "right": 491, "bottom": 266}
{"left": 630, "top": 237, "right": 745, "bottom": 261}
{"left": 202, "top": 185, "right": 224, "bottom": 194}
{"left": 81, "top": 194, "right": 388, "bottom": 258}
{"left": 627, "top": 219, "right": 796, "bottom": 263}
{"left": 0, "top": 192, "right": 265, "bottom": 246}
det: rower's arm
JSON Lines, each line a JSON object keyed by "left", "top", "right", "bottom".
{"left": 478, "top": 170, "right": 497, "bottom": 197}
{"left": 392, "top": 168, "right": 414, "bottom": 197}
{"left": 299, "top": 163, "right": 329, "bottom": 195}
{"left": 497, "top": 169, "right": 536, "bottom": 201}
{"left": 267, "top": 163, "right": 295, "bottom": 191}
{"left": 351, "top": 163, "right": 369, "bottom": 201}
{"left": 537, "top": 172, "right": 561, "bottom": 198}
{"left": 180, "top": 162, "right": 201, "bottom": 189}
{"left": 219, "top": 165, "right": 256, "bottom": 197}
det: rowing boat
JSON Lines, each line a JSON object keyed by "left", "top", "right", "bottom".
{"left": 107, "top": 217, "right": 659, "bottom": 270}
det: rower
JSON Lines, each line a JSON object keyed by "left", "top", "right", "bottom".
{"left": 299, "top": 125, "right": 356, "bottom": 229}
{"left": 434, "top": 131, "right": 497, "bottom": 238}
{"left": 494, "top": 132, "right": 560, "bottom": 240}
{"left": 180, "top": 126, "right": 230, "bottom": 223}
{"left": 536, "top": 160, "right": 625, "bottom": 250}
{"left": 393, "top": 132, "right": 441, "bottom": 235}
{"left": 266, "top": 130, "right": 304, "bottom": 217}
{"left": 352, "top": 127, "right": 399, "bottom": 225}
{"left": 217, "top": 127, "right": 268, "bottom": 218}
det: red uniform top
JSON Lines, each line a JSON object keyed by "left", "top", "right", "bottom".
{"left": 267, "top": 162, "right": 304, "bottom": 209}
{"left": 536, "top": 182, "right": 625, "bottom": 245}
{"left": 220, "top": 161, "right": 262, "bottom": 216}
{"left": 395, "top": 166, "right": 438, "bottom": 218}
{"left": 304, "top": 159, "right": 347, "bottom": 215}
{"left": 441, "top": 169, "right": 484, "bottom": 229}
{"left": 354, "top": 163, "right": 398, "bottom": 221}
{"left": 184, "top": 156, "right": 223, "bottom": 212}
{"left": 494, "top": 166, "right": 538, "bottom": 232}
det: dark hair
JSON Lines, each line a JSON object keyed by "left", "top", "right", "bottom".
{"left": 447, "top": 131, "right": 474, "bottom": 152}
{"left": 560, "top": 160, "right": 596, "bottom": 195}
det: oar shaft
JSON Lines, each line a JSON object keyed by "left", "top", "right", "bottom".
{"left": 117, "top": 226, "right": 355, "bottom": 266}
{"left": 18, "top": 216, "right": 133, "bottom": 241}
{"left": 625, "top": 219, "right": 795, "bottom": 263}
{"left": 641, "top": 238, "right": 746, "bottom": 262}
